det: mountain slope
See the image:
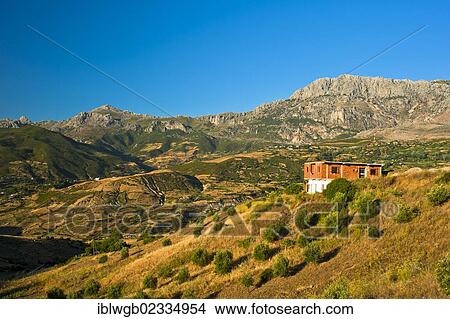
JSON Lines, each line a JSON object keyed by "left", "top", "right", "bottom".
{"left": 199, "top": 75, "right": 450, "bottom": 143}
{"left": 0, "top": 125, "right": 150, "bottom": 182}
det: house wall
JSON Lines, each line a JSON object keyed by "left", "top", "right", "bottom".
{"left": 304, "top": 162, "right": 382, "bottom": 183}
{"left": 306, "top": 179, "right": 332, "bottom": 193}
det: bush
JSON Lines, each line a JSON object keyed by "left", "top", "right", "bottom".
{"left": 193, "top": 227, "right": 202, "bottom": 237}
{"left": 323, "top": 178, "right": 356, "bottom": 202}
{"left": 83, "top": 279, "right": 101, "bottom": 297}
{"left": 241, "top": 273, "right": 254, "bottom": 287}
{"left": 368, "top": 226, "right": 381, "bottom": 238}
{"left": 107, "top": 283, "right": 124, "bottom": 298}
{"left": 436, "top": 253, "right": 450, "bottom": 295}
{"left": 191, "top": 248, "right": 211, "bottom": 267}
{"left": 143, "top": 274, "right": 157, "bottom": 289}
{"left": 213, "top": 222, "right": 224, "bottom": 232}
{"left": 393, "top": 204, "right": 420, "bottom": 223}
{"left": 67, "top": 289, "right": 84, "bottom": 299}
{"left": 89, "top": 233, "right": 127, "bottom": 254}
{"left": 295, "top": 208, "right": 309, "bottom": 230}
{"left": 273, "top": 255, "right": 289, "bottom": 277}
{"left": 98, "top": 255, "right": 108, "bottom": 263}
{"left": 46, "top": 287, "right": 66, "bottom": 299}
{"left": 214, "top": 250, "right": 233, "bottom": 275}
{"left": 322, "top": 279, "right": 350, "bottom": 299}
{"left": 162, "top": 238, "right": 172, "bottom": 247}
{"left": 281, "top": 238, "right": 296, "bottom": 249}
{"left": 176, "top": 267, "right": 190, "bottom": 284}
{"left": 258, "top": 268, "right": 273, "bottom": 286}
{"left": 225, "top": 206, "right": 237, "bottom": 216}
{"left": 120, "top": 247, "right": 129, "bottom": 259}
{"left": 262, "top": 228, "right": 278, "bottom": 243}
{"left": 436, "top": 171, "right": 450, "bottom": 184}
{"left": 331, "top": 191, "right": 347, "bottom": 207}
{"left": 351, "top": 191, "right": 379, "bottom": 221}
{"left": 238, "top": 237, "right": 255, "bottom": 249}
{"left": 253, "top": 243, "right": 271, "bottom": 261}
{"left": 303, "top": 242, "right": 321, "bottom": 264}
{"left": 141, "top": 233, "right": 160, "bottom": 244}
{"left": 297, "top": 234, "right": 312, "bottom": 248}
{"left": 426, "top": 184, "right": 449, "bottom": 206}
{"left": 284, "top": 182, "right": 303, "bottom": 195}
{"left": 157, "top": 265, "right": 173, "bottom": 278}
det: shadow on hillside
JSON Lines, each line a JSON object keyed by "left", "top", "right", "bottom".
{"left": 320, "top": 247, "right": 340, "bottom": 263}
{"left": 290, "top": 261, "right": 307, "bottom": 276}
{"left": 0, "top": 235, "right": 85, "bottom": 282}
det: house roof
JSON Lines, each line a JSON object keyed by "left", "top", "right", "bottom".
{"left": 304, "top": 161, "right": 383, "bottom": 166}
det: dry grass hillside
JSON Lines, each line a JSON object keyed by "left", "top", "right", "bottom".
{"left": 0, "top": 168, "right": 449, "bottom": 299}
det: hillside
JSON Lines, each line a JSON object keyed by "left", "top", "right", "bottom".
{"left": 1, "top": 168, "right": 448, "bottom": 298}
{"left": 0, "top": 125, "right": 150, "bottom": 183}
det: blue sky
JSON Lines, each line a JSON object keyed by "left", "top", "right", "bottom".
{"left": 1, "top": 0, "right": 449, "bottom": 121}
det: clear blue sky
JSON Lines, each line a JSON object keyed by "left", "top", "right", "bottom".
{"left": 1, "top": 0, "right": 449, "bottom": 121}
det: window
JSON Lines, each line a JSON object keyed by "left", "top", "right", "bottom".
{"left": 370, "top": 168, "right": 377, "bottom": 176}
{"left": 306, "top": 166, "right": 309, "bottom": 172}
{"left": 311, "top": 164, "right": 315, "bottom": 174}
{"left": 358, "top": 167, "right": 366, "bottom": 178}
{"left": 331, "top": 166, "right": 339, "bottom": 174}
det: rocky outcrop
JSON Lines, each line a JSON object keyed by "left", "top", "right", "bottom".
{"left": 0, "top": 116, "right": 32, "bottom": 128}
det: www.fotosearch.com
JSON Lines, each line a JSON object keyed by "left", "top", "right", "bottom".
{"left": 96, "top": 301, "right": 354, "bottom": 317}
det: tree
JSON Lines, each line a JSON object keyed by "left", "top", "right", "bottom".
{"left": 176, "top": 267, "right": 190, "bottom": 284}
{"left": 253, "top": 243, "right": 271, "bottom": 261}
{"left": 143, "top": 274, "right": 157, "bottom": 289}
{"left": 191, "top": 248, "right": 211, "bottom": 267}
{"left": 273, "top": 255, "right": 289, "bottom": 277}
{"left": 323, "top": 178, "right": 356, "bottom": 202}
{"left": 303, "top": 242, "right": 321, "bottom": 264}
{"left": 214, "top": 250, "right": 233, "bottom": 275}
{"left": 83, "top": 279, "right": 101, "bottom": 297}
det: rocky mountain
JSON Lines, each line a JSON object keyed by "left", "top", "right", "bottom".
{"left": 3, "top": 75, "right": 450, "bottom": 149}
{"left": 199, "top": 75, "right": 450, "bottom": 143}
{"left": 0, "top": 116, "right": 32, "bottom": 128}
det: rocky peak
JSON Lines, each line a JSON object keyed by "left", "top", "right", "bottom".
{"left": 0, "top": 116, "right": 32, "bottom": 128}
{"left": 290, "top": 74, "right": 450, "bottom": 100}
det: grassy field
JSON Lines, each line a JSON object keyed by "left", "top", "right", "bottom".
{"left": 1, "top": 168, "right": 448, "bottom": 298}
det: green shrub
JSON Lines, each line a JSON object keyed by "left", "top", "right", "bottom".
{"left": 284, "top": 182, "right": 303, "bottom": 195}
{"left": 368, "top": 226, "right": 381, "bottom": 238}
{"left": 162, "top": 238, "right": 172, "bottom": 247}
{"left": 351, "top": 191, "right": 378, "bottom": 221}
{"left": 225, "top": 206, "right": 237, "bottom": 216}
{"left": 157, "top": 265, "right": 173, "bottom": 278}
{"left": 436, "top": 253, "right": 450, "bottom": 295}
{"left": 107, "top": 283, "right": 124, "bottom": 298}
{"left": 393, "top": 204, "right": 420, "bottom": 223}
{"left": 89, "top": 233, "right": 127, "bottom": 254}
{"left": 281, "top": 238, "right": 296, "bottom": 249}
{"left": 241, "top": 273, "right": 254, "bottom": 287}
{"left": 143, "top": 274, "right": 157, "bottom": 289}
{"left": 83, "top": 279, "right": 101, "bottom": 297}
{"left": 262, "top": 228, "right": 278, "bottom": 242}
{"left": 253, "top": 243, "right": 271, "bottom": 261}
{"left": 331, "top": 191, "right": 347, "bottom": 207}
{"left": 98, "top": 255, "right": 108, "bottom": 263}
{"left": 238, "top": 237, "right": 255, "bottom": 249}
{"left": 273, "top": 255, "right": 289, "bottom": 277}
{"left": 323, "top": 179, "right": 356, "bottom": 202}
{"left": 120, "top": 247, "right": 129, "bottom": 259}
{"left": 258, "top": 268, "right": 273, "bottom": 286}
{"left": 46, "top": 287, "right": 66, "bottom": 299}
{"left": 322, "top": 279, "right": 350, "bottom": 299}
{"left": 214, "top": 250, "right": 233, "bottom": 275}
{"left": 213, "top": 222, "right": 224, "bottom": 232}
{"left": 193, "top": 227, "right": 202, "bottom": 237}
{"left": 67, "top": 289, "right": 84, "bottom": 299}
{"left": 176, "top": 267, "right": 190, "bottom": 284}
{"left": 191, "top": 248, "right": 211, "bottom": 267}
{"left": 426, "top": 184, "right": 449, "bottom": 206}
{"left": 295, "top": 208, "right": 309, "bottom": 230}
{"left": 212, "top": 213, "right": 220, "bottom": 222}
{"left": 297, "top": 234, "right": 312, "bottom": 248}
{"left": 436, "top": 171, "right": 450, "bottom": 184}
{"left": 303, "top": 242, "right": 321, "bottom": 264}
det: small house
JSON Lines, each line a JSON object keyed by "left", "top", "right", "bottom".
{"left": 304, "top": 161, "right": 383, "bottom": 193}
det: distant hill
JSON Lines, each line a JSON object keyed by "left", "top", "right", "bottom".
{"left": 0, "top": 125, "right": 151, "bottom": 182}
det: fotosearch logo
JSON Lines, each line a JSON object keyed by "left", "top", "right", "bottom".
{"left": 44, "top": 198, "right": 400, "bottom": 240}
